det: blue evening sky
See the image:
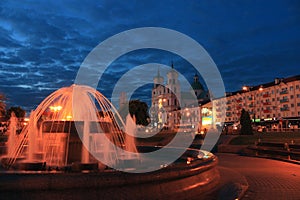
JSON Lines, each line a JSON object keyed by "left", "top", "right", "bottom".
{"left": 0, "top": 0, "right": 299, "bottom": 111}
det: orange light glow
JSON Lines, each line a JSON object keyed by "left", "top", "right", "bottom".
{"left": 49, "top": 106, "right": 62, "bottom": 112}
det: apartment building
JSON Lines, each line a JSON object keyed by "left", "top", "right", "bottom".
{"left": 213, "top": 75, "right": 300, "bottom": 123}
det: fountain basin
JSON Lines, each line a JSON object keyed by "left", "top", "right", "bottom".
{"left": 0, "top": 148, "right": 220, "bottom": 200}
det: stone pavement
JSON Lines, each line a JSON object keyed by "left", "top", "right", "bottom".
{"left": 217, "top": 153, "right": 300, "bottom": 200}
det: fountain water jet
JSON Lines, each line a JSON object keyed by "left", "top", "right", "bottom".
{"left": 6, "top": 112, "right": 18, "bottom": 159}
{"left": 2, "top": 84, "right": 137, "bottom": 170}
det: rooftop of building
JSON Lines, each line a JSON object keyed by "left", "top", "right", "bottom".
{"left": 225, "top": 74, "right": 300, "bottom": 97}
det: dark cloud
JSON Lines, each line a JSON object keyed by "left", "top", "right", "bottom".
{"left": 0, "top": 0, "right": 299, "bottom": 112}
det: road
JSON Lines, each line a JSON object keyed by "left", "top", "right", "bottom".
{"left": 217, "top": 153, "right": 300, "bottom": 200}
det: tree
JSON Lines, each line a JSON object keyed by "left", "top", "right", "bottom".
{"left": 6, "top": 106, "right": 26, "bottom": 119}
{"left": 240, "top": 109, "right": 253, "bottom": 135}
{"left": 0, "top": 93, "right": 6, "bottom": 117}
{"left": 119, "top": 100, "right": 150, "bottom": 126}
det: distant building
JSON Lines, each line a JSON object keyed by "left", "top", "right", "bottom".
{"left": 212, "top": 75, "right": 300, "bottom": 124}
{"left": 150, "top": 63, "right": 209, "bottom": 130}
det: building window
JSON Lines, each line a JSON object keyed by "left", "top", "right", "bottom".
{"left": 297, "top": 103, "right": 300, "bottom": 107}
{"left": 291, "top": 104, "right": 294, "bottom": 108}
{"left": 290, "top": 86, "right": 293, "bottom": 91}
{"left": 297, "top": 94, "right": 300, "bottom": 98}
{"left": 272, "top": 98, "right": 275, "bottom": 102}
{"left": 291, "top": 95, "right": 294, "bottom": 99}
{"left": 296, "top": 85, "right": 299, "bottom": 89}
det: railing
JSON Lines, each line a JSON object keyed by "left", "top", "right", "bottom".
{"left": 280, "top": 107, "right": 289, "bottom": 111}
{"left": 280, "top": 90, "right": 288, "bottom": 95}
{"left": 265, "top": 128, "right": 300, "bottom": 132}
{"left": 280, "top": 98, "right": 289, "bottom": 103}
{"left": 248, "top": 141, "right": 300, "bottom": 162}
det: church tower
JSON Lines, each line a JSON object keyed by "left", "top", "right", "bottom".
{"left": 191, "top": 73, "right": 204, "bottom": 97}
{"left": 153, "top": 68, "right": 164, "bottom": 88}
{"left": 166, "top": 62, "right": 181, "bottom": 108}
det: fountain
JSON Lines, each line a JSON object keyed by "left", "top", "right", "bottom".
{"left": 1, "top": 84, "right": 135, "bottom": 170}
{"left": 6, "top": 112, "right": 18, "bottom": 159}
{"left": 0, "top": 85, "right": 220, "bottom": 199}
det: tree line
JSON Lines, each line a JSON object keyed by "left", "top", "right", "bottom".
{"left": 0, "top": 93, "right": 26, "bottom": 120}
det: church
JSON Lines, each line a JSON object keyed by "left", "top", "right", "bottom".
{"left": 150, "top": 63, "right": 209, "bottom": 130}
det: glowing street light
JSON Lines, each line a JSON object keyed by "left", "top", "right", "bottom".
{"left": 242, "top": 86, "right": 249, "bottom": 91}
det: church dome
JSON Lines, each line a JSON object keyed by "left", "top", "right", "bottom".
{"left": 191, "top": 81, "right": 204, "bottom": 90}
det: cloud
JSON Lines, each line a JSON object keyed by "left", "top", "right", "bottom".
{"left": 0, "top": 0, "right": 299, "bottom": 112}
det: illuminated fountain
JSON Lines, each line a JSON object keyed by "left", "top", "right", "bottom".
{"left": 0, "top": 85, "right": 220, "bottom": 199}
{"left": 2, "top": 84, "right": 137, "bottom": 170}
{"left": 6, "top": 112, "right": 18, "bottom": 159}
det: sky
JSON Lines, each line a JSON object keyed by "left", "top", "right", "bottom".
{"left": 0, "top": 0, "right": 300, "bottom": 112}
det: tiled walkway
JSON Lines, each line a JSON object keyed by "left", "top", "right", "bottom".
{"left": 217, "top": 153, "right": 300, "bottom": 200}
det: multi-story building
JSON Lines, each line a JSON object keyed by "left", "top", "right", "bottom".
{"left": 213, "top": 75, "right": 300, "bottom": 124}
